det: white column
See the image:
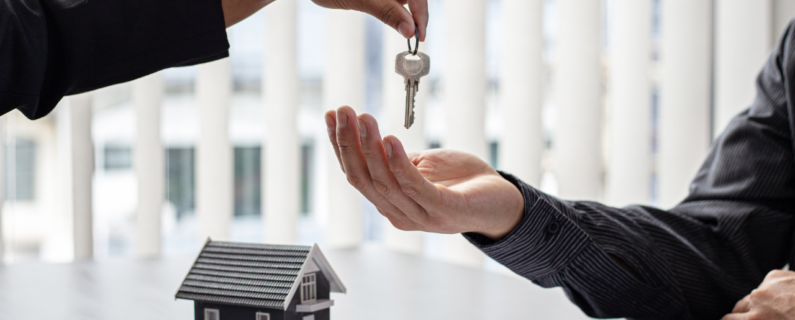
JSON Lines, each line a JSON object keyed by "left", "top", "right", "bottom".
{"left": 68, "top": 93, "right": 94, "bottom": 260}
{"left": 443, "top": 0, "right": 486, "bottom": 267}
{"left": 714, "top": 0, "right": 772, "bottom": 137}
{"left": 605, "top": 0, "right": 652, "bottom": 207}
{"left": 324, "top": 10, "right": 365, "bottom": 248}
{"left": 38, "top": 101, "right": 77, "bottom": 262}
{"left": 658, "top": 0, "right": 713, "bottom": 208}
{"left": 0, "top": 116, "right": 4, "bottom": 262}
{"left": 382, "top": 27, "right": 426, "bottom": 255}
{"left": 197, "top": 58, "right": 233, "bottom": 242}
{"left": 264, "top": 0, "right": 300, "bottom": 244}
{"left": 133, "top": 73, "right": 164, "bottom": 257}
{"left": 555, "top": 0, "right": 602, "bottom": 201}
{"left": 774, "top": 0, "right": 795, "bottom": 43}
{"left": 499, "top": 0, "right": 543, "bottom": 186}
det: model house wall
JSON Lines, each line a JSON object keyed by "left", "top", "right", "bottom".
{"left": 191, "top": 271, "right": 331, "bottom": 320}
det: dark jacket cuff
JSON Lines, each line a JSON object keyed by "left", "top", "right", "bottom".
{"left": 462, "top": 171, "right": 591, "bottom": 280}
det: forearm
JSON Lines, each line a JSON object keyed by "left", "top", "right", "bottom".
{"left": 465, "top": 172, "right": 794, "bottom": 319}
{"left": 222, "top": 0, "right": 274, "bottom": 28}
{"left": 464, "top": 173, "right": 688, "bottom": 319}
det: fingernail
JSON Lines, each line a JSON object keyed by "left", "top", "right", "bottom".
{"left": 397, "top": 21, "right": 412, "bottom": 39}
{"left": 358, "top": 119, "right": 367, "bottom": 138}
{"left": 324, "top": 113, "right": 334, "bottom": 132}
{"left": 384, "top": 139, "right": 393, "bottom": 157}
{"left": 336, "top": 109, "right": 347, "bottom": 127}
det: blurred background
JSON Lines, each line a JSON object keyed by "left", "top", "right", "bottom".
{"left": 0, "top": 0, "right": 792, "bottom": 272}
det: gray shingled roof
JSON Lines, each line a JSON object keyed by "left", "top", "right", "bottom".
{"left": 176, "top": 241, "right": 312, "bottom": 309}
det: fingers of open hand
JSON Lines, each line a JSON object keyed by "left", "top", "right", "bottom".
{"left": 324, "top": 111, "right": 344, "bottom": 173}
{"left": 357, "top": 114, "right": 430, "bottom": 225}
{"left": 333, "top": 107, "right": 380, "bottom": 193}
{"left": 334, "top": 107, "right": 366, "bottom": 178}
{"left": 329, "top": 107, "right": 417, "bottom": 230}
{"left": 383, "top": 136, "right": 442, "bottom": 211}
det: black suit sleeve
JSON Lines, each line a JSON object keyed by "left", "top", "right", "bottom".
{"left": 463, "top": 21, "right": 795, "bottom": 320}
{"left": 0, "top": 0, "right": 229, "bottom": 119}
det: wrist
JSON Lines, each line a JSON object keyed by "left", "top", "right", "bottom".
{"left": 477, "top": 174, "right": 525, "bottom": 240}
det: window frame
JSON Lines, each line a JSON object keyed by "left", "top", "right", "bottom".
{"left": 204, "top": 308, "right": 220, "bottom": 320}
{"left": 300, "top": 273, "right": 317, "bottom": 304}
{"left": 255, "top": 312, "right": 271, "bottom": 320}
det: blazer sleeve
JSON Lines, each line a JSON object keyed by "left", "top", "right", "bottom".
{"left": 0, "top": 0, "right": 230, "bottom": 119}
{"left": 463, "top": 21, "right": 795, "bottom": 320}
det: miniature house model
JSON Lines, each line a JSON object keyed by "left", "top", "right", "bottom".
{"left": 176, "top": 240, "right": 346, "bottom": 320}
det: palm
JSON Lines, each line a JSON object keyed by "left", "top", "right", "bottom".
{"left": 409, "top": 149, "right": 523, "bottom": 235}
{"left": 411, "top": 149, "right": 494, "bottom": 187}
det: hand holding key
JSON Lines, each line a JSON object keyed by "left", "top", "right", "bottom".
{"left": 312, "top": 0, "right": 428, "bottom": 40}
{"left": 324, "top": 106, "right": 525, "bottom": 240}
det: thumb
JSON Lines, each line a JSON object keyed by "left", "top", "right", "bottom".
{"left": 360, "top": 0, "right": 415, "bottom": 39}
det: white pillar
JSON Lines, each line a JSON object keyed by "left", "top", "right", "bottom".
{"left": 0, "top": 117, "right": 4, "bottom": 262}
{"left": 67, "top": 93, "right": 94, "bottom": 260}
{"left": 499, "top": 0, "right": 543, "bottom": 186}
{"left": 197, "top": 58, "right": 233, "bottom": 242}
{"left": 555, "top": 0, "right": 602, "bottom": 201}
{"left": 658, "top": 0, "right": 713, "bottom": 208}
{"left": 133, "top": 73, "right": 164, "bottom": 257}
{"left": 38, "top": 101, "right": 77, "bottom": 262}
{"left": 774, "top": 0, "right": 795, "bottom": 43}
{"left": 324, "top": 10, "right": 365, "bottom": 248}
{"left": 443, "top": 0, "right": 486, "bottom": 267}
{"left": 264, "top": 0, "right": 300, "bottom": 245}
{"left": 714, "top": 0, "right": 772, "bottom": 137}
{"left": 382, "top": 27, "right": 426, "bottom": 255}
{"left": 605, "top": 0, "right": 652, "bottom": 207}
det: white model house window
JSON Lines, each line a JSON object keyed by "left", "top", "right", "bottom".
{"left": 204, "top": 308, "right": 219, "bottom": 320}
{"left": 300, "top": 273, "right": 317, "bottom": 303}
{"left": 255, "top": 312, "right": 271, "bottom": 320}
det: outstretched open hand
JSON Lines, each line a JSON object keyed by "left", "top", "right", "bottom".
{"left": 325, "top": 106, "right": 524, "bottom": 240}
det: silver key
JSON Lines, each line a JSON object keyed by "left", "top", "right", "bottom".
{"left": 395, "top": 51, "right": 431, "bottom": 129}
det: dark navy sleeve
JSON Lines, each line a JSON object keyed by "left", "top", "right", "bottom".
{"left": 0, "top": 0, "right": 230, "bottom": 119}
{"left": 464, "top": 21, "right": 795, "bottom": 320}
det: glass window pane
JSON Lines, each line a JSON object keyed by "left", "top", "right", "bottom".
{"left": 103, "top": 144, "right": 132, "bottom": 170}
{"left": 166, "top": 147, "right": 195, "bottom": 218}
{"left": 300, "top": 142, "right": 314, "bottom": 215}
{"left": 5, "top": 139, "right": 36, "bottom": 201}
{"left": 234, "top": 146, "right": 261, "bottom": 216}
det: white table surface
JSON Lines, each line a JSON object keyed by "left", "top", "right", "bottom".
{"left": 0, "top": 244, "right": 596, "bottom": 320}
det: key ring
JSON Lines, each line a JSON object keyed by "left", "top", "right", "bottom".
{"left": 407, "top": 23, "right": 419, "bottom": 55}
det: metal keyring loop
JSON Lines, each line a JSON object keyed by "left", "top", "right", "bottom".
{"left": 406, "top": 23, "right": 419, "bottom": 55}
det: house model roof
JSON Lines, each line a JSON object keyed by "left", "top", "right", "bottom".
{"left": 175, "top": 240, "right": 346, "bottom": 310}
